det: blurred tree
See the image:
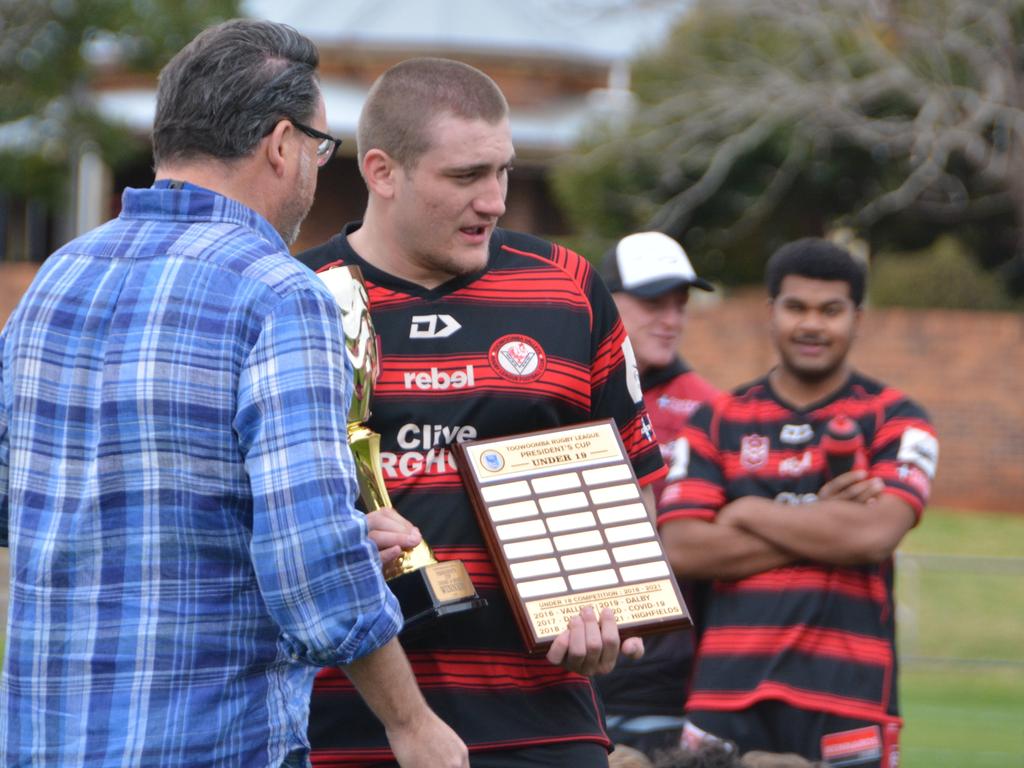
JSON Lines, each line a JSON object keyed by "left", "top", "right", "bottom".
{"left": 871, "top": 235, "right": 1021, "bottom": 309}
{"left": 0, "top": 0, "right": 239, "bottom": 205}
{"left": 553, "top": 0, "right": 1024, "bottom": 301}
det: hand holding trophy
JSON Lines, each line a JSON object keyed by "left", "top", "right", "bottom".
{"left": 319, "top": 265, "right": 486, "bottom": 632}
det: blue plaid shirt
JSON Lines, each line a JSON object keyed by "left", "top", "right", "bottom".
{"left": 0, "top": 181, "right": 402, "bottom": 767}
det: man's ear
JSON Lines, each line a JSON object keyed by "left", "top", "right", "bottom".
{"left": 262, "top": 119, "right": 294, "bottom": 178}
{"left": 362, "top": 148, "right": 398, "bottom": 199}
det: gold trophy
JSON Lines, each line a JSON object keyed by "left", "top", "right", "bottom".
{"left": 319, "top": 265, "right": 486, "bottom": 632}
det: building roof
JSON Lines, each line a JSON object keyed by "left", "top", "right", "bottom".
{"left": 243, "top": 0, "right": 679, "bottom": 63}
{"left": 90, "top": 0, "right": 685, "bottom": 155}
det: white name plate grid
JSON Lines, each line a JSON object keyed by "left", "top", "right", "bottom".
{"left": 455, "top": 419, "right": 691, "bottom": 654}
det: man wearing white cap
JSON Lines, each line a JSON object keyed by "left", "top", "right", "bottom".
{"left": 598, "top": 231, "right": 719, "bottom": 757}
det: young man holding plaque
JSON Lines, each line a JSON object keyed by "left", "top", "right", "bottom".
{"left": 299, "top": 58, "right": 664, "bottom": 767}
{"left": 0, "top": 21, "right": 465, "bottom": 768}
{"left": 598, "top": 232, "right": 719, "bottom": 758}
{"left": 657, "top": 239, "right": 939, "bottom": 767}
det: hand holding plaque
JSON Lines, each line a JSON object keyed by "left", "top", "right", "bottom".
{"left": 318, "top": 265, "right": 486, "bottom": 632}
{"left": 454, "top": 420, "right": 691, "bottom": 654}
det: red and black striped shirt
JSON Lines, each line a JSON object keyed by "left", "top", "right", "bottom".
{"left": 597, "top": 358, "right": 720, "bottom": 718}
{"left": 299, "top": 224, "right": 665, "bottom": 765}
{"left": 659, "top": 372, "right": 937, "bottom": 726}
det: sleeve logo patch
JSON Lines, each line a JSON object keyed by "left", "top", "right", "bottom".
{"left": 897, "top": 427, "right": 938, "bottom": 478}
{"left": 621, "top": 338, "right": 643, "bottom": 404}
{"left": 664, "top": 437, "right": 691, "bottom": 482}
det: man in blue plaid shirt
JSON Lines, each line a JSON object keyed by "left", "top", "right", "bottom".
{"left": 0, "top": 19, "right": 466, "bottom": 768}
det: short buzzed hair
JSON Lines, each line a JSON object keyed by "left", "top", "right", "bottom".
{"left": 357, "top": 57, "right": 509, "bottom": 170}
{"left": 765, "top": 237, "right": 867, "bottom": 306}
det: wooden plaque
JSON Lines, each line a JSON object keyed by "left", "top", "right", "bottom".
{"left": 455, "top": 419, "right": 691, "bottom": 654}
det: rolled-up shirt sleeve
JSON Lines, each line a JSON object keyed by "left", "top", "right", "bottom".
{"left": 234, "top": 284, "right": 401, "bottom": 667}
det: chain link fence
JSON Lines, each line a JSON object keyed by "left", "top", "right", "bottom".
{"left": 896, "top": 552, "right": 1024, "bottom": 668}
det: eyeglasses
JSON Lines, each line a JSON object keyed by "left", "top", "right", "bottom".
{"left": 290, "top": 120, "right": 342, "bottom": 167}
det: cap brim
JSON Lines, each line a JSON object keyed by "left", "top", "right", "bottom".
{"left": 623, "top": 276, "right": 714, "bottom": 298}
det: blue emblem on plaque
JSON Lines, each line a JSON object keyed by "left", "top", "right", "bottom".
{"left": 481, "top": 450, "right": 504, "bottom": 472}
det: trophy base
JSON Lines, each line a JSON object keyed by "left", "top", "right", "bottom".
{"left": 388, "top": 559, "right": 487, "bottom": 634}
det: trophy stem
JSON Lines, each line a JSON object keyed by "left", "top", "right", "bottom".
{"left": 346, "top": 421, "right": 486, "bottom": 629}
{"left": 347, "top": 423, "right": 444, "bottom": 578}
{"left": 324, "top": 265, "right": 485, "bottom": 633}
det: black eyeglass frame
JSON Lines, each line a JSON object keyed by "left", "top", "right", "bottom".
{"left": 290, "top": 119, "right": 343, "bottom": 166}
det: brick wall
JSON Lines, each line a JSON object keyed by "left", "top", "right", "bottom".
{"left": 2, "top": 265, "right": 1021, "bottom": 512}
{"left": 684, "top": 290, "right": 1024, "bottom": 513}
{"left": 0, "top": 263, "right": 38, "bottom": 328}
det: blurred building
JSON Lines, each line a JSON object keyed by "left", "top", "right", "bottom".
{"left": 2, "top": 0, "right": 682, "bottom": 258}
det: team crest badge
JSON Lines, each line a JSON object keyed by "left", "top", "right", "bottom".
{"left": 481, "top": 450, "right": 505, "bottom": 472}
{"left": 489, "top": 334, "right": 546, "bottom": 382}
{"left": 740, "top": 434, "right": 769, "bottom": 470}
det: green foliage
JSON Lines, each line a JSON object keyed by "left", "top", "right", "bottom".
{"left": 549, "top": 125, "right": 666, "bottom": 260}
{"left": 552, "top": 0, "right": 1024, "bottom": 304}
{"left": 870, "top": 237, "right": 1020, "bottom": 310}
{"left": 0, "top": 0, "right": 241, "bottom": 115}
{"left": 0, "top": 0, "right": 239, "bottom": 205}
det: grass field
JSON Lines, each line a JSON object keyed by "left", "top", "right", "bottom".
{"left": 896, "top": 507, "right": 1024, "bottom": 768}
{"left": 901, "top": 666, "right": 1024, "bottom": 767}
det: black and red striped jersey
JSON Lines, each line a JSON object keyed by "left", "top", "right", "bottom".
{"left": 597, "top": 358, "right": 720, "bottom": 718}
{"left": 299, "top": 223, "right": 665, "bottom": 765}
{"left": 659, "top": 371, "right": 937, "bottom": 727}
{"left": 643, "top": 359, "right": 722, "bottom": 505}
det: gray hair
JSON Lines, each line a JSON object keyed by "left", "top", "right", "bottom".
{"left": 152, "top": 19, "right": 320, "bottom": 167}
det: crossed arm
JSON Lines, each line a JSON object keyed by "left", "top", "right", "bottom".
{"left": 661, "top": 470, "right": 917, "bottom": 581}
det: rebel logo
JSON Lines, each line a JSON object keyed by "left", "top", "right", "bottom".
{"left": 403, "top": 365, "right": 475, "bottom": 390}
{"left": 779, "top": 450, "right": 812, "bottom": 477}
{"left": 489, "top": 334, "right": 546, "bottom": 382}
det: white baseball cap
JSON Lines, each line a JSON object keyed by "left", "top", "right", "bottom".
{"left": 602, "top": 231, "right": 713, "bottom": 297}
